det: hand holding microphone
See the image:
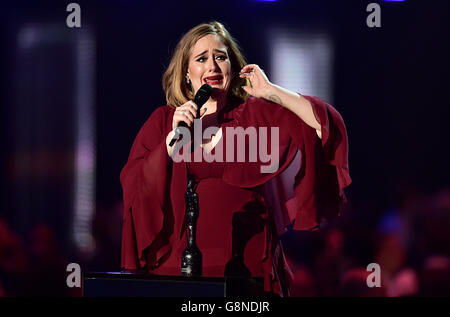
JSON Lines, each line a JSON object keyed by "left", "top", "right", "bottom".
{"left": 169, "top": 84, "right": 212, "bottom": 147}
{"left": 172, "top": 101, "right": 206, "bottom": 131}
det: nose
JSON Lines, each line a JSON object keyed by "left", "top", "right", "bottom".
{"left": 207, "top": 56, "right": 220, "bottom": 72}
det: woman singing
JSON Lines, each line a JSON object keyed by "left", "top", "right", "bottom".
{"left": 120, "top": 21, "right": 351, "bottom": 296}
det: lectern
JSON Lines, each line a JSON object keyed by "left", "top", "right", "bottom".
{"left": 82, "top": 272, "right": 265, "bottom": 297}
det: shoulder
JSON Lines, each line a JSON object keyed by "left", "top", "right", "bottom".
{"left": 242, "top": 97, "right": 288, "bottom": 116}
{"left": 149, "top": 105, "right": 174, "bottom": 121}
{"left": 242, "top": 97, "right": 281, "bottom": 110}
{"left": 143, "top": 105, "right": 174, "bottom": 127}
{"left": 138, "top": 105, "right": 174, "bottom": 139}
{"left": 231, "top": 96, "right": 279, "bottom": 115}
{"left": 234, "top": 97, "right": 292, "bottom": 126}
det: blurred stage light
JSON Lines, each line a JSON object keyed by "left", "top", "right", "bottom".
{"left": 268, "top": 27, "right": 333, "bottom": 104}
{"left": 73, "top": 30, "right": 96, "bottom": 255}
{"left": 15, "top": 25, "right": 97, "bottom": 254}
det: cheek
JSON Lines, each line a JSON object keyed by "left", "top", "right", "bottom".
{"left": 189, "top": 70, "right": 198, "bottom": 81}
{"left": 188, "top": 64, "right": 203, "bottom": 80}
{"left": 223, "top": 62, "right": 231, "bottom": 76}
{"left": 222, "top": 63, "right": 232, "bottom": 84}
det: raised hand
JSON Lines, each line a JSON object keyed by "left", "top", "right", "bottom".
{"left": 239, "top": 64, "right": 273, "bottom": 99}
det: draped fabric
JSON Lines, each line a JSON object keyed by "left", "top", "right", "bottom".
{"left": 120, "top": 96, "right": 351, "bottom": 296}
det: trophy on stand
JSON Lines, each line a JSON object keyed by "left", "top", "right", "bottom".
{"left": 181, "top": 175, "right": 202, "bottom": 276}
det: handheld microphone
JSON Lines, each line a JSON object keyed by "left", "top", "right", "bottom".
{"left": 169, "top": 84, "right": 212, "bottom": 147}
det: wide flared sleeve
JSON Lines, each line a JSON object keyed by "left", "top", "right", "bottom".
{"left": 221, "top": 96, "right": 351, "bottom": 232}
{"left": 120, "top": 106, "right": 174, "bottom": 270}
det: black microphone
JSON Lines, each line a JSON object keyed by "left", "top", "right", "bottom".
{"left": 169, "top": 84, "right": 213, "bottom": 147}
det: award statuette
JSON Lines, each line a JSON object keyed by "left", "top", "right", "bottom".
{"left": 181, "top": 175, "right": 202, "bottom": 276}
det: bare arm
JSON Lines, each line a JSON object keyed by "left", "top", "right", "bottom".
{"left": 240, "top": 64, "right": 322, "bottom": 139}
{"left": 264, "top": 84, "right": 322, "bottom": 138}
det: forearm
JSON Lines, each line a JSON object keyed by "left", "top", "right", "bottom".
{"left": 264, "top": 84, "right": 322, "bottom": 133}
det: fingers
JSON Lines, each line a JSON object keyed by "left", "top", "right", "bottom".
{"left": 240, "top": 64, "right": 258, "bottom": 72}
{"left": 173, "top": 101, "right": 203, "bottom": 129}
{"left": 174, "top": 112, "right": 193, "bottom": 129}
{"left": 239, "top": 71, "right": 255, "bottom": 77}
{"left": 239, "top": 63, "right": 269, "bottom": 91}
{"left": 240, "top": 64, "right": 260, "bottom": 76}
{"left": 239, "top": 69, "right": 257, "bottom": 84}
{"left": 241, "top": 85, "right": 252, "bottom": 95}
{"left": 239, "top": 73, "right": 255, "bottom": 80}
{"left": 181, "top": 101, "right": 198, "bottom": 119}
{"left": 174, "top": 112, "right": 192, "bottom": 129}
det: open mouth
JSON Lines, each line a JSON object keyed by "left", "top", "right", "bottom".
{"left": 203, "top": 75, "right": 223, "bottom": 85}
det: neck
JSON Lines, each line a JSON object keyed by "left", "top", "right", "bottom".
{"left": 202, "top": 91, "right": 227, "bottom": 117}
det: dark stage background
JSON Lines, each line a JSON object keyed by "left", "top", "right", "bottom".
{"left": 0, "top": 0, "right": 449, "bottom": 296}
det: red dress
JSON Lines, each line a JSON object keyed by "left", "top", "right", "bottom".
{"left": 120, "top": 96, "right": 351, "bottom": 296}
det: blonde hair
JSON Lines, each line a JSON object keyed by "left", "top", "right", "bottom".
{"left": 162, "top": 21, "right": 248, "bottom": 108}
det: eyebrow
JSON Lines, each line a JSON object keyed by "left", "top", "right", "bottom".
{"left": 194, "top": 49, "right": 227, "bottom": 58}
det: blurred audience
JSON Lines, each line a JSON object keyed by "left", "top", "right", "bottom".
{"left": 419, "top": 255, "right": 450, "bottom": 296}
{"left": 0, "top": 217, "right": 29, "bottom": 296}
{"left": 23, "top": 223, "right": 69, "bottom": 296}
{"left": 313, "top": 227, "right": 348, "bottom": 296}
{"left": 387, "top": 267, "right": 419, "bottom": 297}
{"left": 340, "top": 267, "right": 386, "bottom": 296}
{"left": 1, "top": 187, "right": 450, "bottom": 296}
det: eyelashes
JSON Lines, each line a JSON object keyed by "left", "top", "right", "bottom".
{"left": 196, "top": 55, "right": 227, "bottom": 62}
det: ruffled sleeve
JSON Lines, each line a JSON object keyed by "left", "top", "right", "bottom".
{"left": 120, "top": 106, "right": 174, "bottom": 270}
{"left": 221, "top": 96, "right": 351, "bottom": 232}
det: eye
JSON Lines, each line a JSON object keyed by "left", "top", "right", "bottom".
{"left": 216, "top": 55, "right": 227, "bottom": 61}
{"left": 196, "top": 56, "right": 206, "bottom": 62}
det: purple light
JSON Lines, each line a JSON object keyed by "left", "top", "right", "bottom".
{"left": 383, "top": 0, "right": 405, "bottom": 2}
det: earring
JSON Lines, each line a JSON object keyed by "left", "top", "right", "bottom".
{"left": 186, "top": 75, "right": 190, "bottom": 84}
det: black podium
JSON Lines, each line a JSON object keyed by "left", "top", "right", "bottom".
{"left": 82, "top": 272, "right": 266, "bottom": 297}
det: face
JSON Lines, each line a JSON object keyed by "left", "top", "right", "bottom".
{"left": 187, "top": 34, "right": 232, "bottom": 98}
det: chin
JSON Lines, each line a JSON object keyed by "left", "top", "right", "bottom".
{"left": 210, "top": 87, "right": 229, "bottom": 99}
